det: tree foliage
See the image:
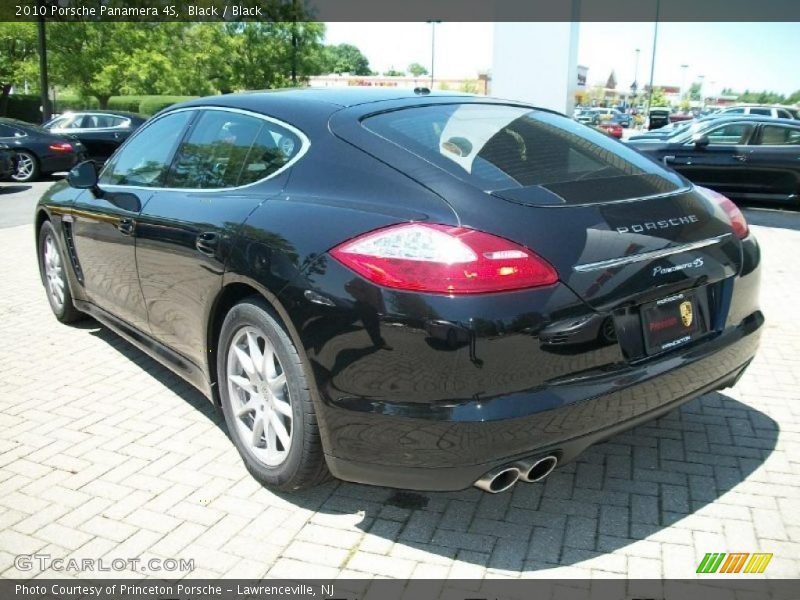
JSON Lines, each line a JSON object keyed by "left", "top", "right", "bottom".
{"left": 648, "top": 87, "right": 669, "bottom": 107}
{"left": 321, "top": 43, "right": 371, "bottom": 75}
{"left": 407, "top": 62, "right": 428, "bottom": 77}
{"left": 383, "top": 67, "right": 405, "bottom": 77}
{"left": 0, "top": 23, "right": 37, "bottom": 114}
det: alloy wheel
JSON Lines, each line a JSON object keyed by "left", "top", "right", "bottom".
{"left": 12, "top": 152, "right": 35, "bottom": 182}
{"left": 226, "top": 326, "right": 293, "bottom": 466}
{"left": 43, "top": 234, "right": 65, "bottom": 310}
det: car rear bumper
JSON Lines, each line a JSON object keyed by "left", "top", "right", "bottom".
{"left": 40, "top": 152, "right": 83, "bottom": 174}
{"left": 323, "top": 310, "right": 762, "bottom": 491}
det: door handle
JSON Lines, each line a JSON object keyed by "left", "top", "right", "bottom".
{"left": 118, "top": 217, "right": 135, "bottom": 236}
{"left": 733, "top": 154, "right": 748, "bottom": 162}
{"left": 195, "top": 232, "right": 219, "bottom": 256}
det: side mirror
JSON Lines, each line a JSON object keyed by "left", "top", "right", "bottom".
{"left": 693, "top": 134, "right": 710, "bottom": 149}
{"left": 67, "top": 160, "right": 99, "bottom": 189}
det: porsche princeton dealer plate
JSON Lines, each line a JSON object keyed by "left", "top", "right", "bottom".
{"left": 642, "top": 290, "right": 706, "bottom": 355}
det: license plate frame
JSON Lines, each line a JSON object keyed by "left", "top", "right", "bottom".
{"left": 641, "top": 289, "right": 707, "bottom": 355}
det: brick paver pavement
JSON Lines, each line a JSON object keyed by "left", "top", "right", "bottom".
{"left": 0, "top": 210, "right": 798, "bottom": 580}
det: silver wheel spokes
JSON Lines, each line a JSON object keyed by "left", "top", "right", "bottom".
{"left": 43, "top": 235, "right": 65, "bottom": 309}
{"left": 13, "top": 154, "right": 33, "bottom": 181}
{"left": 227, "top": 326, "right": 292, "bottom": 466}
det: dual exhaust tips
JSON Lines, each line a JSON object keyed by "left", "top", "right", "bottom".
{"left": 474, "top": 455, "right": 558, "bottom": 493}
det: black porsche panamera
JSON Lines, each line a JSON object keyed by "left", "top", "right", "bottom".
{"left": 35, "top": 89, "right": 762, "bottom": 493}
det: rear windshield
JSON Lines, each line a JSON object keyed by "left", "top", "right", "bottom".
{"left": 364, "top": 104, "right": 684, "bottom": 205}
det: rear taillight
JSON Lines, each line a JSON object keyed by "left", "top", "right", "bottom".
{"left": 697, "top": 186, "right": 748, "bottom": 239}
{"left": 330, "top": 223, "right": 558, "bottom": 295}
{"left": 48, "top": 142, "right": 73, "bottom": 153}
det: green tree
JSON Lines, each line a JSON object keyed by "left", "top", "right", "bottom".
{"left": 321, "top": 43, "right": 371, "bottom": 75}
{"left": 383, "top": 67, "right": 405, "bottom": 77}
{"left": 688, "top": 81, "right": 702, "bottom": 101}
{"left": 224, "top": 22, "right": 325, "bottom": 90}
{"left": 649, "top": 87, "right": 669, "bottom": 107}
{"left": 407, "top": 62, "right": 428, "bottom": 77}
{"left": 0, "top": 23, "right": 37, "bottom": 116}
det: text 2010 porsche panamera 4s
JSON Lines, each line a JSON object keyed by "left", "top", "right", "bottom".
{"left": 35, "top": 89, "right": 762, "bottom": 493}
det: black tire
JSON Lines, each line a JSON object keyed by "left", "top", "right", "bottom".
{"left": 12, "top": 151, "right": 40, "bottom": 183}
{"left": 37, "top": 220, "right": 82, "bottom": 323}
{"left": 217, "top": 296, "right": 330, "bottom": 491}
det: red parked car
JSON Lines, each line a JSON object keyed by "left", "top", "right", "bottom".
{"left": 597, "top": 122, "right": 623, "bottom": 139}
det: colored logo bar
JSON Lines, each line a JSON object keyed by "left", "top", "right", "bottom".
{"left": 696, "top": 553, "right": 773, "bottom": 574}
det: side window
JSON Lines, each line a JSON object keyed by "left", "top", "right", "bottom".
{"left": 238, "top": 121, "right": 302, "bottom": 186}
{"left": 722, "top": 107, "right": 744, "bottom": 115}
{"left": 759, "top": 125, "right": 800, "bottom": 145}
{"left": 0, "top": 124, "right": 24, "bottom": 137}
{"left": 777, "top": 109, "right": 792, "bottom": 119}
{"left": 100, "top": 111, "right": 192, "bottom": 187}
{"left": 93, "top": 115, "right": 125, "bottom": 128}
{"left": 704, "top": 123, "right": 754, "bottom": 145}
{"left": 47, "top": 115, "right": 74, "bottom": 129}
{"left": 167, "top": 110, "right": 302, "bottom": 189}
{"left": 749, "top": 108, "right": 771, "bottom": 116}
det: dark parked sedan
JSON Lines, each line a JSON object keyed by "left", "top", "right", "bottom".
{"left": 0, "top": 143, "right": 14, "bottom": 180}
{"left": 0, "top": 118, "right": 87, "bottom": 182}
{"left": 627, "top": 115, "right": 800, "bottom": 204}
{"left": 44, "top": 110, "right": 146, "bottom": 165}
{"left": 35, "top": 90, "right": 762, "bottom": 493}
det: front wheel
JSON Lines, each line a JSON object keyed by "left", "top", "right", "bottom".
{"left": 38, "top": 221, "right": 82, "bottom": 323}
{"left": 217, "top": 297, "right": 330, "bottom": 491}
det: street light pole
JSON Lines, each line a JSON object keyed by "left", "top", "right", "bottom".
{"left": 427, "top": 20, "right": 440, "bottom": 90}
{"left": 680, "top": 63, "right": 689, "bottom": 102}
{"left": 37, "top": 1, "right": 51, "bottom": 122}
{"left": 645, "top": 0, "right": 660, "bottom": 117}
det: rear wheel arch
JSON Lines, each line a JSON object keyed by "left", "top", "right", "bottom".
{"left": 206, "top": 278, "right": 312, "bottom": 407}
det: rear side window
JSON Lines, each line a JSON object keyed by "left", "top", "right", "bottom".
{"left": 704, "top": 122, "right": 754, "bottom": 145}
{"left": 167, "top": 110, "right": 302, "bottom": 189}
{"left": 364, "top": 103, "right": 683, "bottom": 204}
{"left": 759, "top": 125, "right": 800, "bottom": 145}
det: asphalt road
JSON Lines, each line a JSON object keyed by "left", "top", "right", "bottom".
{"left": 0, "top": 177, "right": 63, "bottom": 229}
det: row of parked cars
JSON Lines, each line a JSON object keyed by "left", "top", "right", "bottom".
{"left": 0, "top": 110, "right": 146, "bottom": 182}
{"left": 625, "top": 111, "right": 800, "bottom": 206}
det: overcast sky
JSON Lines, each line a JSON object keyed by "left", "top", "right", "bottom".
{"left": 324, "top": 22, "right": 800, "bottom": 96}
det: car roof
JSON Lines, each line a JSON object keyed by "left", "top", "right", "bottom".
{"left": 173, "top": 88, "right": 474, "bottom": 112}
{"left": 700, "top": 115, "right": 799, "bottom": 125}
{"left": 164, "top": 88, "right": 556, "bottom": 131}
{"left": 57, "top": 110, "right": 146, "bottom": 119}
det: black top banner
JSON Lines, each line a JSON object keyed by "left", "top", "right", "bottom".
{"left": 2, "top": 0, "right": 800, "bottom": 22}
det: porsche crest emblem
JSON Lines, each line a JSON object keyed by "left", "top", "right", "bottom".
{"left": 680, "top": 300, "right": 693, "bottom": 327}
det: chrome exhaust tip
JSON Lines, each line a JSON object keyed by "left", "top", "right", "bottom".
{"left": 474, "top": 465, "right": 521, "bottom": 493}
{"left": 515, "top": 455, "right": 558, "bottom": 483}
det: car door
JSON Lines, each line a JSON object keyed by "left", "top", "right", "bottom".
{"left": 744, "top": 123, "right": 800, "bottom": 202}
{"left": 70, "top": 110, "right": 194, "bottom": 331}
{"left": 67, "top": 114, "right": 129, "bottom": 164}
{"left": 664, "top": 121, "right": 756, "bottom": 200}
{"left": 134, "top": 108, "right": 306, "bottom": 367}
